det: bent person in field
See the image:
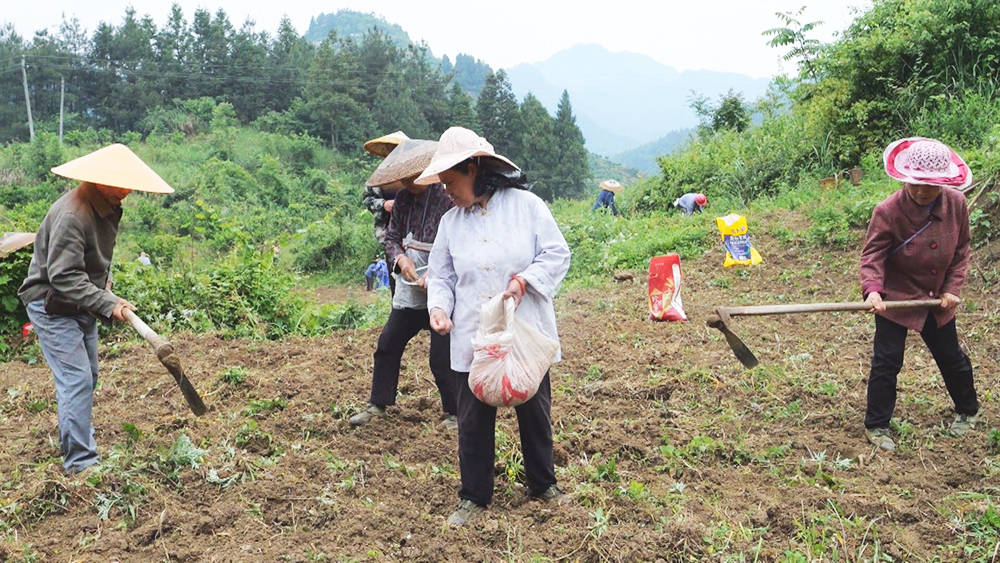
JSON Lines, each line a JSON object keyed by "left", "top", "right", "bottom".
{"left": 349, "top": 139, "right": 458, "bottom": 429}
{"left": 673, "top": 192, "right": 708, "bottom": 215}
{"left": 18, "top": 144, "right": 174, "bottom": 475}
{"left": 860, "top": 137, "right": 979, "bottom": 451}
{"left": 591, "top": 179, "right": 622, "bottom": 216}
{"left": 423, "top": 127, "right": 572, "bottom": 526}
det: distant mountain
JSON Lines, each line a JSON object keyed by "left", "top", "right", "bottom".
{"left": 613, "top": 128, "right": 696, "bottom": 174}
{"left": 440, "top": 54, "right": 492, "bottom": 96}
{"left": 588, "top": 152, "right": 640, "bottom": 186}
{"left": 305, "top": 11, "right": 411, "bottom": 46}
{"left": 505, "top": 44, "right": 771, "bottom": 156}
{"left": 304, "top": 11, "right": 492, "bottom": 95}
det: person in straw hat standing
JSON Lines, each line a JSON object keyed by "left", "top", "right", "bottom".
{"left": 421, "top": 126, "right": 571, "bottom": 526}
{"left": 362, "top": 131, "right": 407, "bottom": 294}
{"left": 349, "top": 139, "right": 458, "bottom": 429}
{"left": 860, "top": 137, "right": 979, "bottom": 451}
{"left": 591, "top": 179, "right": 623, "bottom": 216}
{"left": 18, "top": 144, "right": 174, "bottom": 474}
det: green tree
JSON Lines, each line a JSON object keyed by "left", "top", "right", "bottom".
{"left": 267, "top": 16, "right": 313, "bottom": 113}
{"left": 0, "top": 25, "right": 27, "bottom": 140}
{"left": 446, "top": 82, "right": 477, "bottom": 131}
{"left": 516, "top": 94, "right": 559, "bottom": 200}
{"left": 303, "top": 32, "right": 373, "bottom": 150}
{"left": 476, "top": 70, "right": 521, "bottom": 160}
{"left": 806, "top": 0, "right": 1000, "bottom": 164}
{"left": 550, "top": 90, "right": 590, "bottom": 200}
{"left": 372, "top": 66, "right": 430, "bottom": 139}
{"left": 762, "top": 7, "right": 824, "bottom": 80}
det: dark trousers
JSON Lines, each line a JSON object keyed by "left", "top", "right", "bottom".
{"left": 455, "top": 371, "right": 556, "bottom": 507}
{"left": 865, "top": 313, "right": 978, "bottom": 429}
{"left": 370, "top": 307, "right": 456, "bottom": 415}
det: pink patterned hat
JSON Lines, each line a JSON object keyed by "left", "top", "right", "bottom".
{"left": 883, "top": 137, "right": 971, "bottom": 189}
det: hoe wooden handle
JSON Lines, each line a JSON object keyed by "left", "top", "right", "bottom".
{"left": 124, "top": 310, "right": 207, "bottom": 416}
{"left": 717, "top": 299, "right": 942, "bottom": 317}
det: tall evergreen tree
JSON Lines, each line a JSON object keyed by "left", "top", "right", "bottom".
{"left": 446, "top": 82, "right": 477, "bottom": 131}
{"left": 517, "top": 93, "right": 559, "bottom": 200}
{"left": 303, "top": 32, "right": 372, "bottom": 150}
{"left": 0, "top": 25, "right": 27, "bottom": 140}
{"left": 372, "top": 65, "right": 430, "bottom": 138}
{"left": 267, "top": 17, "right": 313, "bottom": 113}
{"left": 551, "top": 90, "right": 590, "bottom": 199}
{"left": 476, "top": 70, "right": 520, "bottom": 161}
{"left": 153, "top": 5, "right": 189, "bottom": 102}
{"left": 403, "top": 42, "right": 450, "bottom": 135}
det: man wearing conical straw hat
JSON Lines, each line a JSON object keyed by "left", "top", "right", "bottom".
{"left": 18, "top": 144, "right": 174, "bottom": 475}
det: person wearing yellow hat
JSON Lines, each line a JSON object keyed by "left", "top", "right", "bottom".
{"left": 591, "top": 179, "right": 623, "bottom": 216}
{"left": 362, "top": 131, "right": 409, "bottom": 296}
{"left": 18, "top": 144, "right": 174, "bottom": 475}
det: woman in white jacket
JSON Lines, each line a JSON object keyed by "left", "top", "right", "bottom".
{"left": 420, "top": 127, "right": 572, "bottom": 526}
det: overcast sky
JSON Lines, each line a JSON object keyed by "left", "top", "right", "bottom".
{"left": 6, "top": 1, "right": 871, "bottom": 78}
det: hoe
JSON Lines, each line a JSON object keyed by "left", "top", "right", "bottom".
{"left": 125, "top": 310, "right": 207, "bottom": 415}
{"left": 706, "top": 299, "right": 942, "bottom": 368}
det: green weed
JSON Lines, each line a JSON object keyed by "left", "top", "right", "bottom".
{"left": 244, "top": 398, "right": 288, "bottom": 417}
{"left": 219, "top": 366, "right": 248, "bottom": 385}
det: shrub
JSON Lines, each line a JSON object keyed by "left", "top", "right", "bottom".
{"left": 0, "top": 248, "right": 32, "bottom": 360}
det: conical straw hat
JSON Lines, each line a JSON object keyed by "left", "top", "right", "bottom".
{"left": 0, "top": 232, "right": 36, "bottom": 258}
{"left": 600, "top": 179, "right": 623, "bottom": 194}
{"left": 366, "top": 139, "right": 439, "bottom": 189}
{"left": 364, "top": 131, "right": 410, "bottom": 158}
{"left": 50, "top": 144, "right": 174, "bottom": 194}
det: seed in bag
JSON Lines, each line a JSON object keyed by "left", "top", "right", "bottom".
{"left": 716, "top": 214, "right": 763, "bottom": 267}
{"left": 648, "top": 253, "right": 687, "bottom": 322}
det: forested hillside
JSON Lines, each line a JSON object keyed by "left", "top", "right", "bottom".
{"left": 0, "top": 5, "right": 590, "bottom": 198}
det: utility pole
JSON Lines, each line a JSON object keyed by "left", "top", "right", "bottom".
{"left": 21, "top": 55, "right": 34, "bottom": 141}
{"left": 59, "top": 76, "right": 65, "bottom": 144}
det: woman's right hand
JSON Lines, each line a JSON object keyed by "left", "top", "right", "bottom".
{"left": 383, "top": 200, "right": 394, "bottom": 213}
{"left": 429, "top": 308, "right": 452, "bottom": 335}
{"left": 865, "top": 292, "right": 886, "bottom": 313}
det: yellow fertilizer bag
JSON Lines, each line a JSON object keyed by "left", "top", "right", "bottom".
{"left": 716, "top": 214, "right": 763, "bottom": 267}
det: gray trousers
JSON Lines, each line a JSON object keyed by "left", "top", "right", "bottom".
{"left": 26, "top": 299, "right": 100, "bottom": 473}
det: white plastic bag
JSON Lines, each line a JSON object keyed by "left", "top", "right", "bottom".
{"left": 469, "top": 294, "right": 559, "bottom": 407}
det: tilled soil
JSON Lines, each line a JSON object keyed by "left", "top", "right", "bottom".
{"left": 2, "top": 223, "right": 998, "bottom": 561}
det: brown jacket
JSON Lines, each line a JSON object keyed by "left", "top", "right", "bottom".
{"left": 860, "top": 187, "right": 970, "bottom": 331}
{"left": 18, "top": 183, "right": 122, "bottom": 317}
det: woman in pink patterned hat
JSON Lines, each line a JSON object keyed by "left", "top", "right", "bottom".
{"left": 859, "top": 137, "right": 978, "bottom": 451}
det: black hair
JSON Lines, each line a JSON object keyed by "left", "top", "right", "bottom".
{"left": 449, "top": 157, "right": 531, "bottom": 198}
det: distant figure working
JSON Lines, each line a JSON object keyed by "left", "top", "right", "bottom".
{"left": 364, "top": 258, "right": 389, "bottom": 291}
{"left": 591, "top": 179, "right": 623, "bottom": 216}
{"left": 673, "top": 192, "right": 708, "bottom": 215}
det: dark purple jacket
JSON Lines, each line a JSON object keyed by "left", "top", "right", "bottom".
{"left": 860, "top": 187, "right": 970, "bottom": 331}
{"left": 384, "top": 184, "right": 453, "bottom": 269}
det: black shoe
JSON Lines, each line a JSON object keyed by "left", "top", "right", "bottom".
{"left": 447, "top": 499, "right": 486, "bottom": 526}
{"left": 533, "top": 484, "right": 570, "bottom": 505}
